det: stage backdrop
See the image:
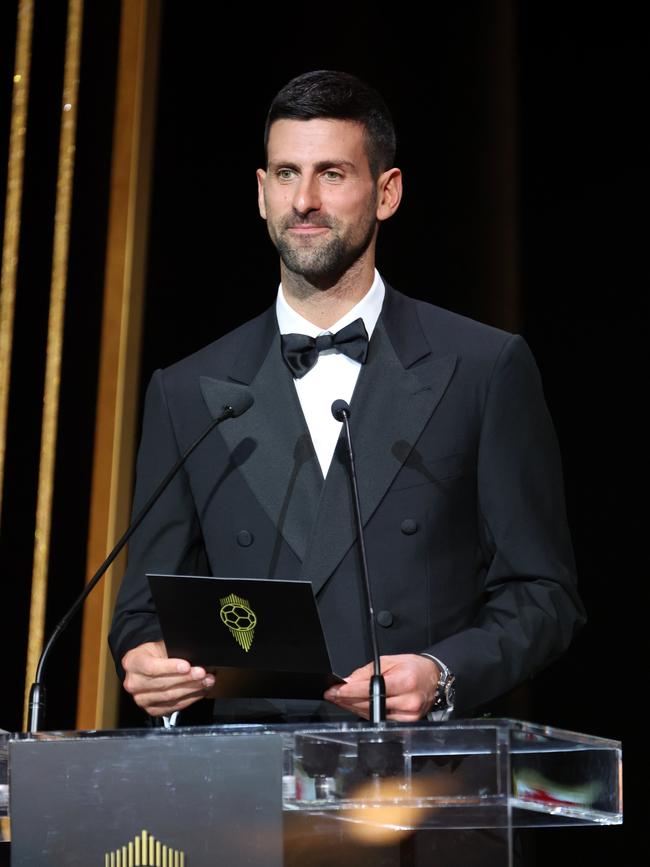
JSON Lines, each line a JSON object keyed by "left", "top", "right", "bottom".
{"left": 0, "top": 2, "right": 642, "bottom": 862}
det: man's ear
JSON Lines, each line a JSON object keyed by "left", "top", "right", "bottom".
{"left": 376, "top": 167, "right": 403, "bottom": 222}
{"left": 256, "top": 168, "right": 267, "bottom": 220}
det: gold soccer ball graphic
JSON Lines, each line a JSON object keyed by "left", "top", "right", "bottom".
{"left": 219, "top": 593, "right": 257, "bottom": 652}
{"left": 220, "top": 603, "right": 257, "bottom": 632}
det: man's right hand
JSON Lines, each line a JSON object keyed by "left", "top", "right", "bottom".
{"left": 122, "top": 640, "right": 215, "bottom": 717}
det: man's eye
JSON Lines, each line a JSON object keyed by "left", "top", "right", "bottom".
{"left": 324, "top": 170, "right": 342, "bottom": 181}
{"left": 277, "top": 169, "right": 295, "bottom": 180}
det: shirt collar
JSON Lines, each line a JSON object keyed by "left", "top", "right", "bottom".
{"left": 275, "top": 269, "right": 385, "bottom": 338}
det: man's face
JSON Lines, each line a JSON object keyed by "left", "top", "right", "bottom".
{"left": 257, "top": 119, "right": 380, "bottom": 283}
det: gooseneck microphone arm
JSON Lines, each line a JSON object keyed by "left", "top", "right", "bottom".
{"left": 28, "top": 391, "right": 253, "bottom": 733}
{"left": 331, "top": 399, "right": 386, "bottom": 724}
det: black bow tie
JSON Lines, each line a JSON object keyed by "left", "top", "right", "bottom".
{"left": 280, "top": 317, "right": 369, "bottom": 379}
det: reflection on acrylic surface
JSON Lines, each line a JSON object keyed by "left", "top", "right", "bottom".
{"left": 513, "top": 769, "right": 602, "bottom": 808}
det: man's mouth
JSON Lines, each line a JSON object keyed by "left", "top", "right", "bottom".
{"left": 286, "top": 225, "right": 329, "bottom": 235}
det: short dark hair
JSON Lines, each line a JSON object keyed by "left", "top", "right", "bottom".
{"left": 264, "top": 70, "right": 396, "bottom": 178}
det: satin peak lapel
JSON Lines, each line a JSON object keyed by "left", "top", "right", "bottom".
{"left": 302, "top": 321, "right": 457, "bottom": 595}
{"left": 200, "top": 334, "right": 322, "bottom": 564}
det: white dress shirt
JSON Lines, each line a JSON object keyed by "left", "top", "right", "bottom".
{"left": 275, "top": 270, "right": 385, "bottom": 477}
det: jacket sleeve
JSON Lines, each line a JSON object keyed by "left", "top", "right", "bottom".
{"left": 423, "top": 334, "right": 586, "bottom": 713}
{"left": 108, "top": 369, "right": 209, "bottom": 680}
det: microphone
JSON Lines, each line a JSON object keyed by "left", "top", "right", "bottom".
{"left": 28, "top": 384, "right": 254, "bottom": 733}
{"left": 331, "top": 399, "right": 386, "bottom": 724}
{"left": 331, "top": 399, "right": 349, "bottom": 423}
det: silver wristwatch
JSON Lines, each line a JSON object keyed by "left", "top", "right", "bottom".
{"left": 420, "top": 653, "right": 456, "bottom": 716}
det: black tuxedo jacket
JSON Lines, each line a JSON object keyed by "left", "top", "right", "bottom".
{"left": 109, "top": 284, "right": 585, "bottom": 715}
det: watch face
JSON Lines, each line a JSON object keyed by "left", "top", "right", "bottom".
{"left": 428, "top": 665, "right": 456, "bottom": 711}
{"left": 433, "top": 674, "right": 455, "bottom": 711}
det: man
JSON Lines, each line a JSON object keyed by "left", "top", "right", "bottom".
{"left": 110, "top": 70, "right": 585, "bottom": 724}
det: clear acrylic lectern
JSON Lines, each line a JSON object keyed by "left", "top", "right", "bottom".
{"left": 1, "top": 718, "right": 621, "bottom": 866}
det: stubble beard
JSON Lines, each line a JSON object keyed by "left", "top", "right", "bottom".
{"left": 268, "top": 200, "right": 378, "bottom": 286}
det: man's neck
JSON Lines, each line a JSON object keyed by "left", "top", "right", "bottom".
{"left": 280, "top": 258, "right": 376, "bottom": 329}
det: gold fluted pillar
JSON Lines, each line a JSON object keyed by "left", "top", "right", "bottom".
{"left": 0, "top": 0, "right": 34, "bottom": 519}
{"left": 76, "top": 0, "right": 161, "bottom": 730}
{"left": 23, "top": 0, "right": 85, "bottom": 728}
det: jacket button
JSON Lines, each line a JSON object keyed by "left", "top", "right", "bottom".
{"left": 376, "top": 610, "right": 394, "bottom": 628}
{"left": 400, "top": 519, "right": 418, "bottom": 535}
{"left": 236, "top": 530, "right": 253, "bottom": 547}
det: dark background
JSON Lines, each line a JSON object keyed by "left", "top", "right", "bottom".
{"left": 0, "top": 2, "right": 644, "bottom": 862}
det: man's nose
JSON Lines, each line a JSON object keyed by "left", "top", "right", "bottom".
{"left": 292, "top": 175, "right": 321, "bottom": 215}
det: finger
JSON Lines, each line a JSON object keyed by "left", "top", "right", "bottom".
{"left": 337, "top": 656, "right": 407, "bottom": 687}
{"left": 323, "top": 688, "right": 374, "bottom": 715}
{"left": 125, "top": 670, "right": 215, "bottom": 698}
{"left": 133, "top": 680, "right": 213, "bottom": 712}
{"left": 324, "top": 679, "right": 370, "bottom": 702}
{"left": 383, "top": 666, "right": 437, "bottom": 704}
{"left": 323, "top": 696, "right": 371, "bottom": 719}
{"left": 385, "top": 711, "right": 423, "bottom": 723}
{"left": 328, "top": 690, "right": 430, "bottom": 720}
{"left": 338, "top": 655, "right": 417, "bottom": 687}
{"left": 126, "top": 654, "right": 200, "bottom": 679}
{"left": 145, "top": 691, "right": 207, "bottom": 717}
{"left": 382, "top": 667, "right": 423, "bottom": 696}
{"left": 328, "top": 696, "right": 426, "bottom": 722}
{"left": 385, "top": 692, "right": 430, "bottom": 718}
{"left": 344, "top": 660, "right": 375, "bottom": 681}
{"left": 334, "top": 695, "right": 420, "bottom": 719}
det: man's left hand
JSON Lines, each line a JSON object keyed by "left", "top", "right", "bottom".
{"left": 323, "top": 654, "right": 439, "bottom": 721}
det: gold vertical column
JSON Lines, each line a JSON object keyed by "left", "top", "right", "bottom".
{"left": 23, "top": 0, "right": 85, "bottom": 726}
{"left": 0, "top": 0, "right": 34, "bottom": 517}
{"left": 76, "top": 0, "right": 161, "bottom": 730}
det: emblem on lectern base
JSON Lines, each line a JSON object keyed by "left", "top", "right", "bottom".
{"left": 103, "top": 828, "right": 185, "bottom": 866}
